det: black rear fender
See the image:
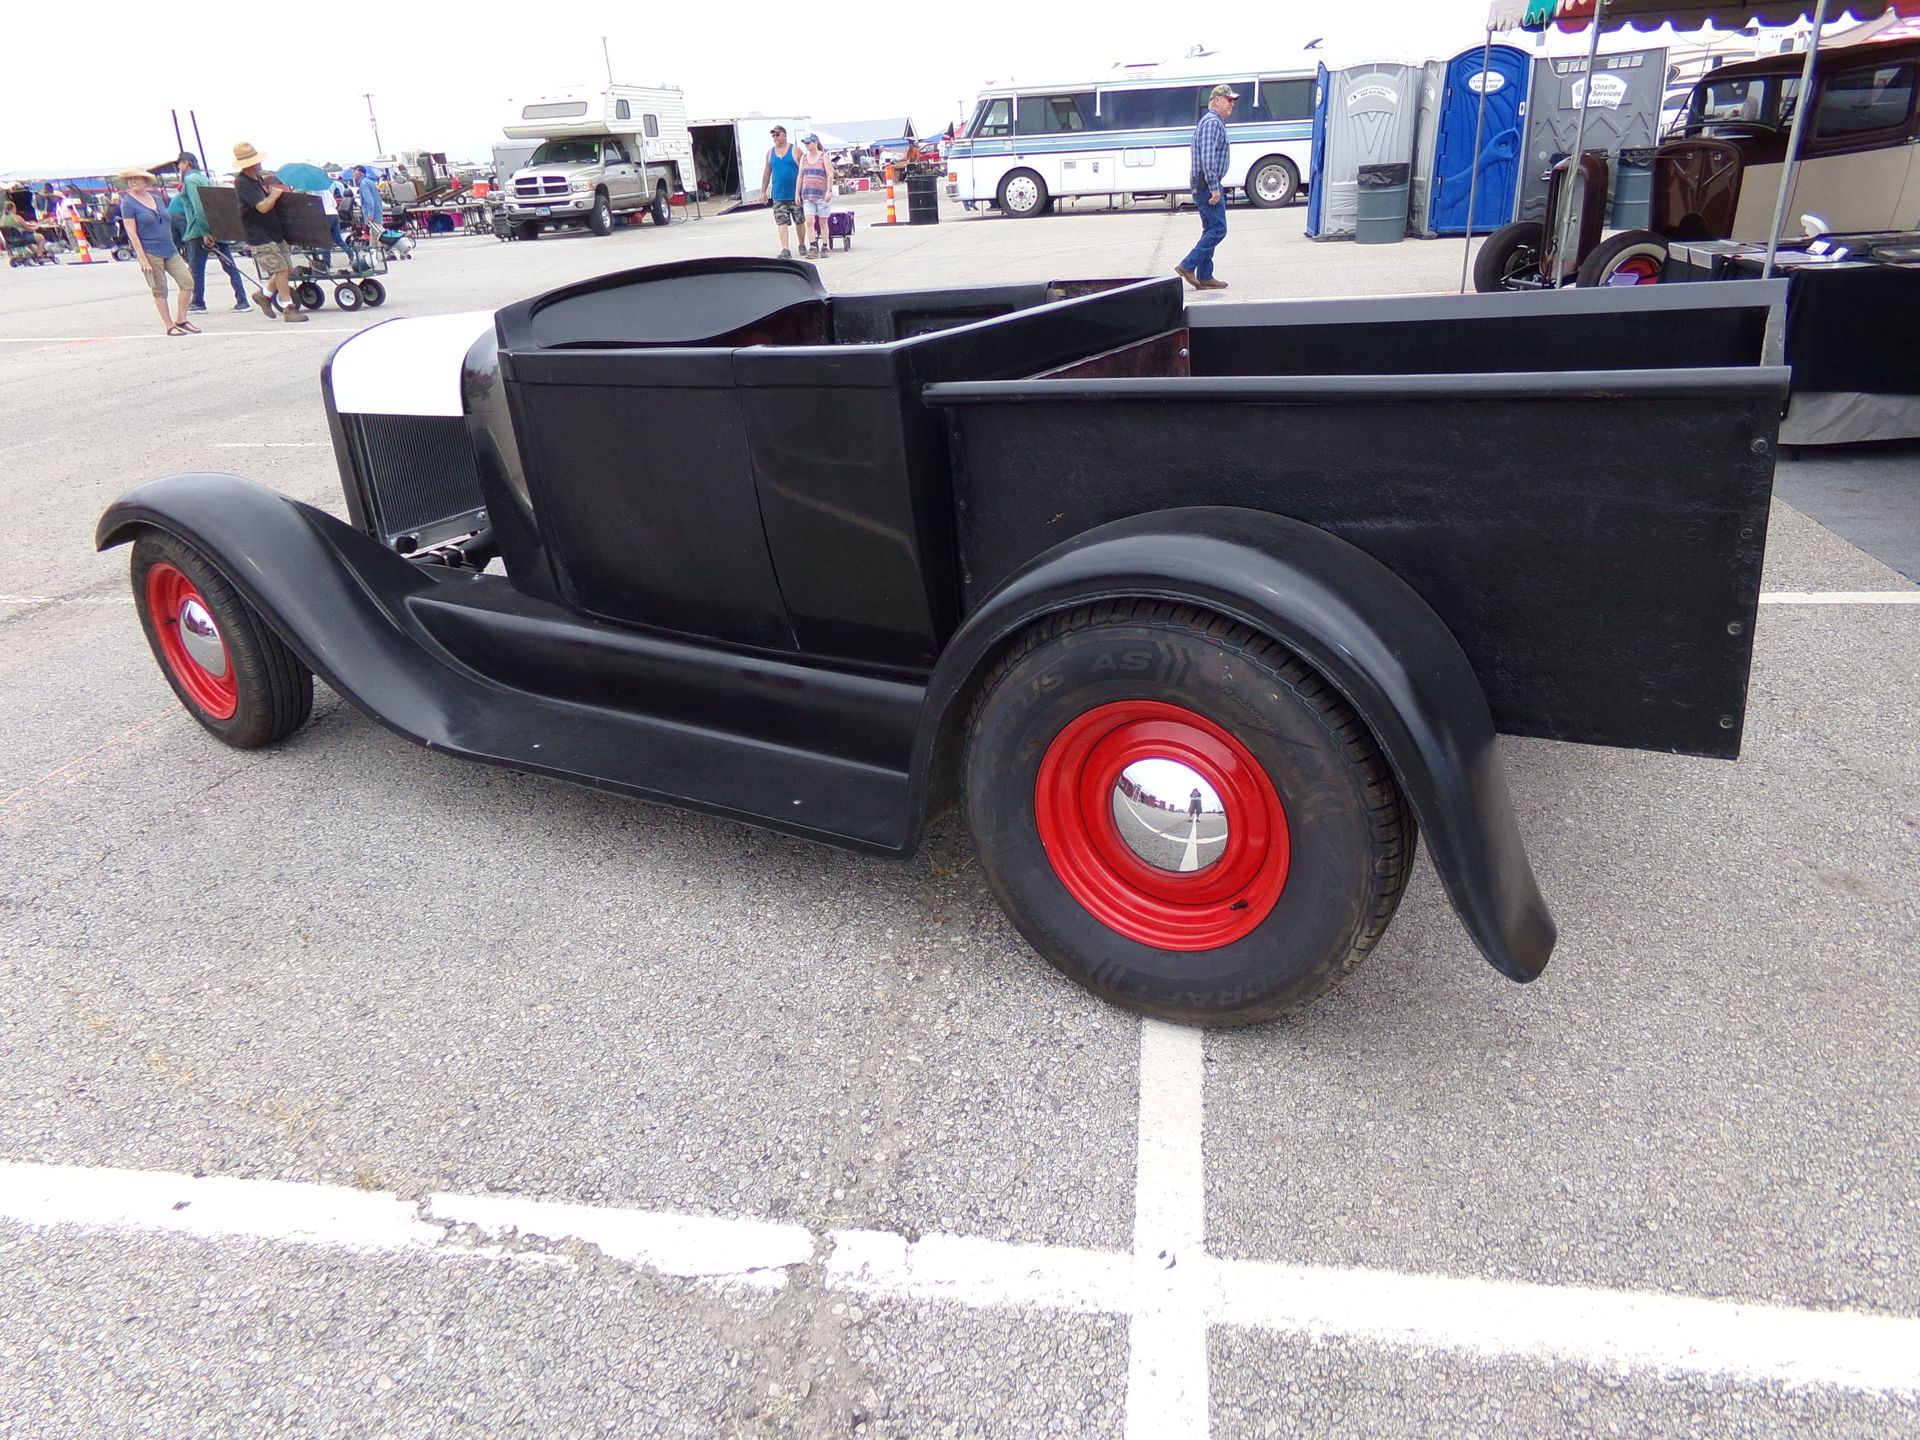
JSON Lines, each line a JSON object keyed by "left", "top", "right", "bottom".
{"left": 916, "top": 506, "right": 1556, "bottom": 983}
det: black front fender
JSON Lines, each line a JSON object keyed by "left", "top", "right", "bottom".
{"left": 917, "top": 506, "right": 1556, "bottom": 983}
{"left": 97, "top": 472, "right": 473, "bottom": 749}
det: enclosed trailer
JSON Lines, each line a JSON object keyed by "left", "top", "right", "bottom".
{"left": 1306, "top": 62, "right": 1423, "bottom": 238}
{"left": 689, "top": 115, "right": 812, "bottom": 206}
{"left": 1409, "top": 44, "right": 1532, "bottom": 237}
{"left": 1515, "top": 47, "right": 1667, "bottom": 224}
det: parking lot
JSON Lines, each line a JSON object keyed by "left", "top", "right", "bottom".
{"left": 2, "top": 192, "right": 1917, "bottom": 1438}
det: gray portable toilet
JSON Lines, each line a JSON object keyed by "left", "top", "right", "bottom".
{"left": 1515, "top": 46, "right": 1667, "bottom": 224}
{"left": 1306, "top": 62, "right": 1422, "bottom": 240}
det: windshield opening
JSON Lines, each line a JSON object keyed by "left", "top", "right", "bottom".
{"left": 527, "top": 139, "right": 602, "bottom": 166}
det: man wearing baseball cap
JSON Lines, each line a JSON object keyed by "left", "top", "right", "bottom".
{"left": 1176, "top": 84, "right": 1238, "bottom": 291}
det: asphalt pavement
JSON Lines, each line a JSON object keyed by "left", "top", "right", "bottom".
{"left": 2, "top": 193, "right": 1916, "bottom": 1438}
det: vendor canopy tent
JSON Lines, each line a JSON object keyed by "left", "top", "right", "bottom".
{"left": 1489, "top": 0, "right": 1920, "bottom": 28}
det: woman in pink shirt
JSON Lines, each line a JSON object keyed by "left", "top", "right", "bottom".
{"left": 797, "top": 135, "right": 834, "bottom": 260}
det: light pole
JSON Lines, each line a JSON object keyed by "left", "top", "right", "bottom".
{"left": 363, "top": 93, "right": 384, "bottom": 157}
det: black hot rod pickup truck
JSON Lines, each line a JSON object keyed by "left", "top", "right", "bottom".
{"left": 98, "top": 258, "right": 1788, "bottom": 1024}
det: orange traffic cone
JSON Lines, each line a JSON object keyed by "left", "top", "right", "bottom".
{"left": 68, "top": 228, "right": 107, "bottom": 265}
{"left": 879, "top": 163, "right": 900, "bottom": 226}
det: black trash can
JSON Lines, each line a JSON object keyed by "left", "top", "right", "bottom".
{"left": 906, "top": 173, "right": 940, "bottom": 226}
{"left": 1355, "top": 163, "right": 1410, "bottom": 245}
{"left": 1611, "top": 148, "right": 1656, "bottom": 230}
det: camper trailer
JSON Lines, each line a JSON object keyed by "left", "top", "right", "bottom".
{"left": 501, "top": 85, "right": 693, "bottom": 237}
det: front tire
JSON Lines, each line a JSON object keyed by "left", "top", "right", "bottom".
{"left": 332, "top": 282, "right": 363, "bottom": 311}
{"left": 998, "top": 169, "right": 1049, "bottom": 219}
{"left": 130, "top": 532, "right": 313, "bottom": 749}
{"left": 1472, "top": 220, "right": 1546, "bottom": 292}
{"left": 1247, "top": 156, "right": 1299, "bottom": 208}
{"left": 588, "top": 192, "right": 614, "bottom": 235}
{"left": 1576, "top": 228, "right": 1669, "bottom": 287}
{"left": 962, "top": 602, "right": 1414, "bottom": 1026}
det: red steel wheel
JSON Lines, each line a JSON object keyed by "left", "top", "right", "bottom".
{"left": 1034, "top": 700, "right": 1290, "bottom": 950}
{"left": 130, "top": 530, "right": 314, "bottom": 748}
{"left": 962, "top": 603, "right": 1415, "bottom": 1026}
{"left": 145, "top": 561, "right": 239, "bottom": 720}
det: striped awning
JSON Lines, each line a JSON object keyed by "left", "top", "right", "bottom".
{"left": 1489, "top": 0, "right": 1920, "bottom": 30}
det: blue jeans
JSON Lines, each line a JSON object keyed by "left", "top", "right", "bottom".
{"left": 189, "top": 238, "right": 248, "bottom": 306}
{"left": 1179, "top": 185, "right": 1227, "bottom": 280}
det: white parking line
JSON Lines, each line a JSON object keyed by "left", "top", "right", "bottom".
{"left": 1759, "top": 591, "right": 1920, "bottom": 604}
{"left": 5, "top": 1158, "right": 1920, "bottom": 1400}
{"left": 1127, "top": 1022, "right": 1210, "bottom": 1439}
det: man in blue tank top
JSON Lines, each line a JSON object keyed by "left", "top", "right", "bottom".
{"left": 761, "top": 125, "right": 802, "bottom": 258}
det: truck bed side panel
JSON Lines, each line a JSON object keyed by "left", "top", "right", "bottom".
{"left": 942, "top": 376, "right": 1781, "bottom": 759}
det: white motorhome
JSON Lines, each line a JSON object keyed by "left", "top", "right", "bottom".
{"left": 501, "top": 85, "right": 694, "bottom": 237}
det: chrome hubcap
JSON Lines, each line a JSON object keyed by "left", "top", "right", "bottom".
{"left": 1110, "top": 759, "right": 1228, "bottom": 875}
{"left": 1007, "top": 178, "right": 1037, "bottom": 210}
{"left": 176, "top": 598, "right": 228, "bottom": 678}
{"left": 1257, "top": 168, "right": 1286, "bottom": 201}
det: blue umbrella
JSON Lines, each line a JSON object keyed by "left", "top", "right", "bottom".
{"left": 275, "top": 162, "right": 335, "bottom": 193}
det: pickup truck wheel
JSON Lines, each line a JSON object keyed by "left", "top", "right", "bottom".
{"left": 130, "top": 531, "right": 313, "bottom": 749}
{"left": 998, "top": 169, "right": 1049, "bottom": 219}
{"left": 587, "top": 193, "right": 614, "bottom": 236}
{"left": 963, "top": 602, "right": 1414, "bottom": 1026}
{"left": 651, "top": 186, "right": 672, "bottom": 225}
{"left": 1472, "top": 220, "right": 1546, "bottom": 292}
{"left": 1576, "top": 228, "right": 1669, "bottom": 287}
{"left": 516, "top": 221, "right": 540, "bottom": 242}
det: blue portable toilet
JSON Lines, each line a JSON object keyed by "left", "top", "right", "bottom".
{"left": 1305, "top": 64, "right": 1332, "bottom": 237}
{"left": 1409, "top": 45, "right": 1532, "bottom": 237}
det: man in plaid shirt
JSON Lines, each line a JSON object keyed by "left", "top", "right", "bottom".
{"left": 1176, "top": 83, "right": 1238, "bottom": 291}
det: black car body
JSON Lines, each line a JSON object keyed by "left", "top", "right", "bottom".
{"left": 100, "top": 258, "right": 1789, "bottom": 1023}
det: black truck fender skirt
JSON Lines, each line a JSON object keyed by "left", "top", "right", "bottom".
{"left": 917, "top": 506, "right": 1556, "bottom": 982}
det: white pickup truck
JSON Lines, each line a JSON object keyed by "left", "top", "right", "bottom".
{"left": 501, "top": 85, "right": 694, "bottom": 238}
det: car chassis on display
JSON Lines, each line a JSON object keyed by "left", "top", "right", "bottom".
{"left": 100, "top": 259, "right": 1789, "bottom": 1025}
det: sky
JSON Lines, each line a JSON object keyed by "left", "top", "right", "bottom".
{"left": 0, "top": 0, "right": 1798, "bottom": 175}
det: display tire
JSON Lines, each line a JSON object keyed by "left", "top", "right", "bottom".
{"left": 962, "top": 601, "right": 1415, "bottom": 1026}
{"left": 130, "top": 531, "right": 313, "bottom": 749}
{"left": 588, "top": 193, "right": 614, "bottom": 235}
{"left": 1247, "top": 156, "right": 1299, "bottom": 208}
{"left": 1472, "top": 219, "right": 1546, "bottom": 292}
{"left": 651, "top": 186, "right": 672, "bottom": 225}
{"left": 997, "top": 168, "right": 1049, "bottom": 219}
{"left": 292, "top": 280, "right": 324, "bottom": 310}
{"left": 333, "top": 282, "right": 363, "bottom": 311}
{"left": 358, "top": 278, "right": 387, "bottom": 306}
{"left": 1576, "top": 228, "right": 1669, "bottom": 287}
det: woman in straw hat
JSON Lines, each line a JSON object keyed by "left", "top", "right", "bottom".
{"left": 117, "top": 170, "right": 199, "bottom": 336}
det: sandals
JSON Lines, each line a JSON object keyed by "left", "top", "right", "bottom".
{"left": 176, "top": 320, "right": 201, "bottom": 334}
{"left": 165, "top": 324, "right": 189, "bottom": 337}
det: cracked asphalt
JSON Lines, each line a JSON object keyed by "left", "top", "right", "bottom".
{"left": 3, "top": 191, "right": 1917, "bottom": 1437}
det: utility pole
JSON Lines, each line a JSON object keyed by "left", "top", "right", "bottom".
{"left": 363, "top": 93, "right": 384, "bottom": 157}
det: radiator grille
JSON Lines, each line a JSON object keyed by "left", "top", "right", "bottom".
{"left": 513, "top": 175, "right": 571, "bottom": 200}
{"left": 350, "top": 414, "right": 487, "bottom": 551}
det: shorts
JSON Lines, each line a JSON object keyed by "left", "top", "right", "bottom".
{"left": 252, "top": 240, "right": 293, "bottom": 277}
{"left": 771, "top": 200, "right": 801, "bottom": 226}
{"left": 801, "top": 198, "right": 831, "bottom": 220}
{"left": 143, "top": 252, "right": 193, "bottom": 297}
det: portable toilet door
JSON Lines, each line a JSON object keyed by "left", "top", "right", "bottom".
{"left": 1516, "top": 47, "right": 1667, "bottom": 224}
{"left": 1424, "top": 44, "right": 1531, "bottom": 235}
{"left": 1309, "top": 62, "right": 1421, "bottom": 240}
{"left": 1306, "top": 64, "right": 1333, "bottom": 237}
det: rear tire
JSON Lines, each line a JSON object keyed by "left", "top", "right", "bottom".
{"left": 651, "top": 186, "right": 672, "bottom": 225}
{"left": 332, "top": 282, "right": 363, "bottom": 311}
{"left": 358, "top": 278, "right": 386, "bottom": 306}
{"left": 998, "top": 169, "right": 1049, "bottom": 219}
{"left": 962, "top": 602, "right": 1414, "bottom": 1026}
{"left": 130, "top": 531, "right": 313, "bottom": 749}
{"left": 1576, "top": 228, "right": 1669, "bottom": 287}
{"left": 1247, "top": 156, "right": 1299, "bottom": 208}
{"left": 1472, "top": 220, "right": 1546, "bottom": 292}
{"left": 292, "top": 280, "right": 324, "bottom": 310}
